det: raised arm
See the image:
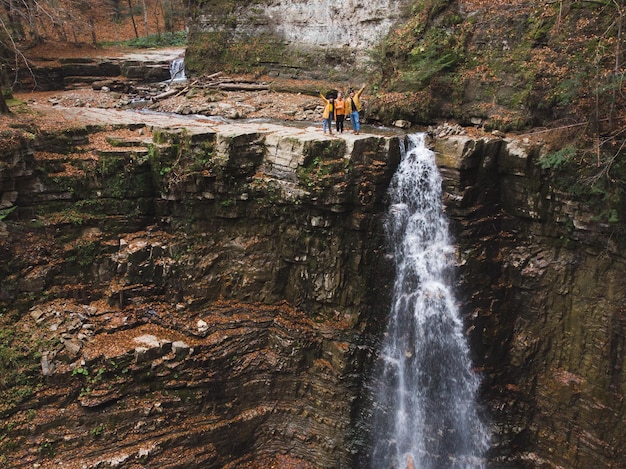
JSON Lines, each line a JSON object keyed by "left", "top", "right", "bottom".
{"left": 355, "top": 83, "right": 366, "bottom": 98}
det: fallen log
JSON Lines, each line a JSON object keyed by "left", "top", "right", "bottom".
{"left": 152, "top": 89, "right": 180, "bottom": 101}
{"left": 174, "top": 87, "right": 190, "bottom": 97}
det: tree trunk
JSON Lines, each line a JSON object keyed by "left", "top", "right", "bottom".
{"left": 609, "top": 0, "right": 624, "bottom": 127}
{"left": 26, "top": 0, "right": 42, "bottom": 42}
{"left": 90, "top": 17, "right": 97, "bottom": 45}
{"left": 0, "top": 91, "right": 10, "bottom": 114}
{"left": 154, "top": 7, "right": 161, "bottom": 38}
{"left": 142, "top": 0, "right": 149, "bottom": 38}
{"left": 127, "top": 0, "right": 139, "bottom": 38}
{"left": 161, "top": 0, "right": 173, "bottom": 32}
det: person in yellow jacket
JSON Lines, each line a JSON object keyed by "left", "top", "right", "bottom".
{"left": 334, "top": 91, "right": 346, "bottom": 133}
{"left": 320, "top": 92, "right": 335, "bottom": 135}
{"left": 346, "top": 83, "right": 366, "bottom": 134}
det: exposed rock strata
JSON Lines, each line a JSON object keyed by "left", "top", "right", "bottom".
{"left": 15, "top": 48, "right": 185, "bottom": 91}
{"left": 433, "top": 135, "right": 626, "bottom": 468}
{"left": 0, "top": 120, "right": 399, "bottom": 468}
{"left": 186, "top": 0, "right": 411, "bottom": 76}
{"left": 0, "top": 118, "right": 624, "bottom": 468}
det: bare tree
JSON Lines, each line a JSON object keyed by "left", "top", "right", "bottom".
{"left": 153, "top": 4, "right": 161, "bottom": 38}
{"left": 142, "top": 0, "right": 149, "bottom": 38}
{"left": 160, "top": 0, "right": 173, "bottom": 32}
{"left": 127, "top": 0, "right": 139, "bottom": 38}
{"left": 609, "top": 0, "right": 625, "bottom": 126}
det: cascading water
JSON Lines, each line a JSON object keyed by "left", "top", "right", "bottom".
{"left": 169, "top": 57, "right": 186, "bottom": 82}
{"left": 368, "top": 133, "right": 489, "bottom": 468}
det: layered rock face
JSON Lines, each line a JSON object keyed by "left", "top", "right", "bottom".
{"left": 14, "top": 48, "right": 184, "bottom": 91}
{"left": 0, "top": 120, "right": 400, "bottom": 468}
{"left": 1, "top": 118, "right": 624, "bottom": 468}
{"left": 186, "top": 0, "right": 410, "bottom": 75}
{"left": 434, "top": 135, "right": 626, "bottom": 467}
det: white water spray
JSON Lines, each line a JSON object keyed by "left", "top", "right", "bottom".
{"left": 368, "top": 134, "right": 489, "bottom": 468}
{"left": 169, "top": 57, "right": 186, "bottom": 82}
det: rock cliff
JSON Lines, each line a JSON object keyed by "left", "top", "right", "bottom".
{"left": 14, "top": 48, "right": 184, "bottom": 92}
{"left": 185, "top": 0, "right": 411, "bottom": 76}
{"left": 0, "top": 111, "right": 624, "bottom": 467}
{"left": 0, "top": 117, "right": 400, "bottom": 468}
{"left": 434, "top": 134, "right": 626, "bottom": 468}
{"left": 1, "top": 0, "right": 624, "bottom": 465}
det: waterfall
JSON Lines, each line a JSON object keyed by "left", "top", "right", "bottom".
{"left": 169, "top": 57, "right": 186, "bottom": 82}
{"left": 368, "top": 134, "right": 489, "bottom": 469}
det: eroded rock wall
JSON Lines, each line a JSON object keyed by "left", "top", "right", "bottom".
{"left": 1, "top": 123, "right": 625, "bottom": 468}
{"left": 186, "top": 0, "right": 410, "bottom": 75}
{"left": 434, "top": 135, "right": 626, "bottom": 468}
{"left": 0, "top": 124, "right": 400, "bottom": 468}
{"left": 14, "top": 51, "right": 182, "bottom": 91}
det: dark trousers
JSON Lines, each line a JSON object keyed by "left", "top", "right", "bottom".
{"left": 336, "top": 115, "right": 345, "bottom": 132}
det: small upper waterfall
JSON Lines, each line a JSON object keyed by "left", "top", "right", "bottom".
{"left": 368, "top": 133, "right": 489, "bottom": 468}
{"left": 169, "top": 57, "right": 186, "bottom": 82}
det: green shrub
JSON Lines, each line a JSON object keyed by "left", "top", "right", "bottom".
{"left": 537, "top": 146, "right": 576, "bottom": 170}
{"left": 0, "top": 206, "right": 16, "bottom": 221}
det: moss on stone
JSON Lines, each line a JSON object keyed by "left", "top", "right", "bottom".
{"left": 186, "top": 31, "right": 288, "bottom": 75}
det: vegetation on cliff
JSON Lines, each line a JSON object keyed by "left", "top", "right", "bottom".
{"left": 363, "top": 0, "right": 626, "bottom": 228}
{"left": 369, "top": 1, "right": 624, "bottom": 131}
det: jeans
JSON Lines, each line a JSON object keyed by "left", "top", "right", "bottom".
{"left": 351, "top": 111, "right": 360, "bottom": 132}
{"left": 323, "top": 118, "right": 332, "bottom": 133}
